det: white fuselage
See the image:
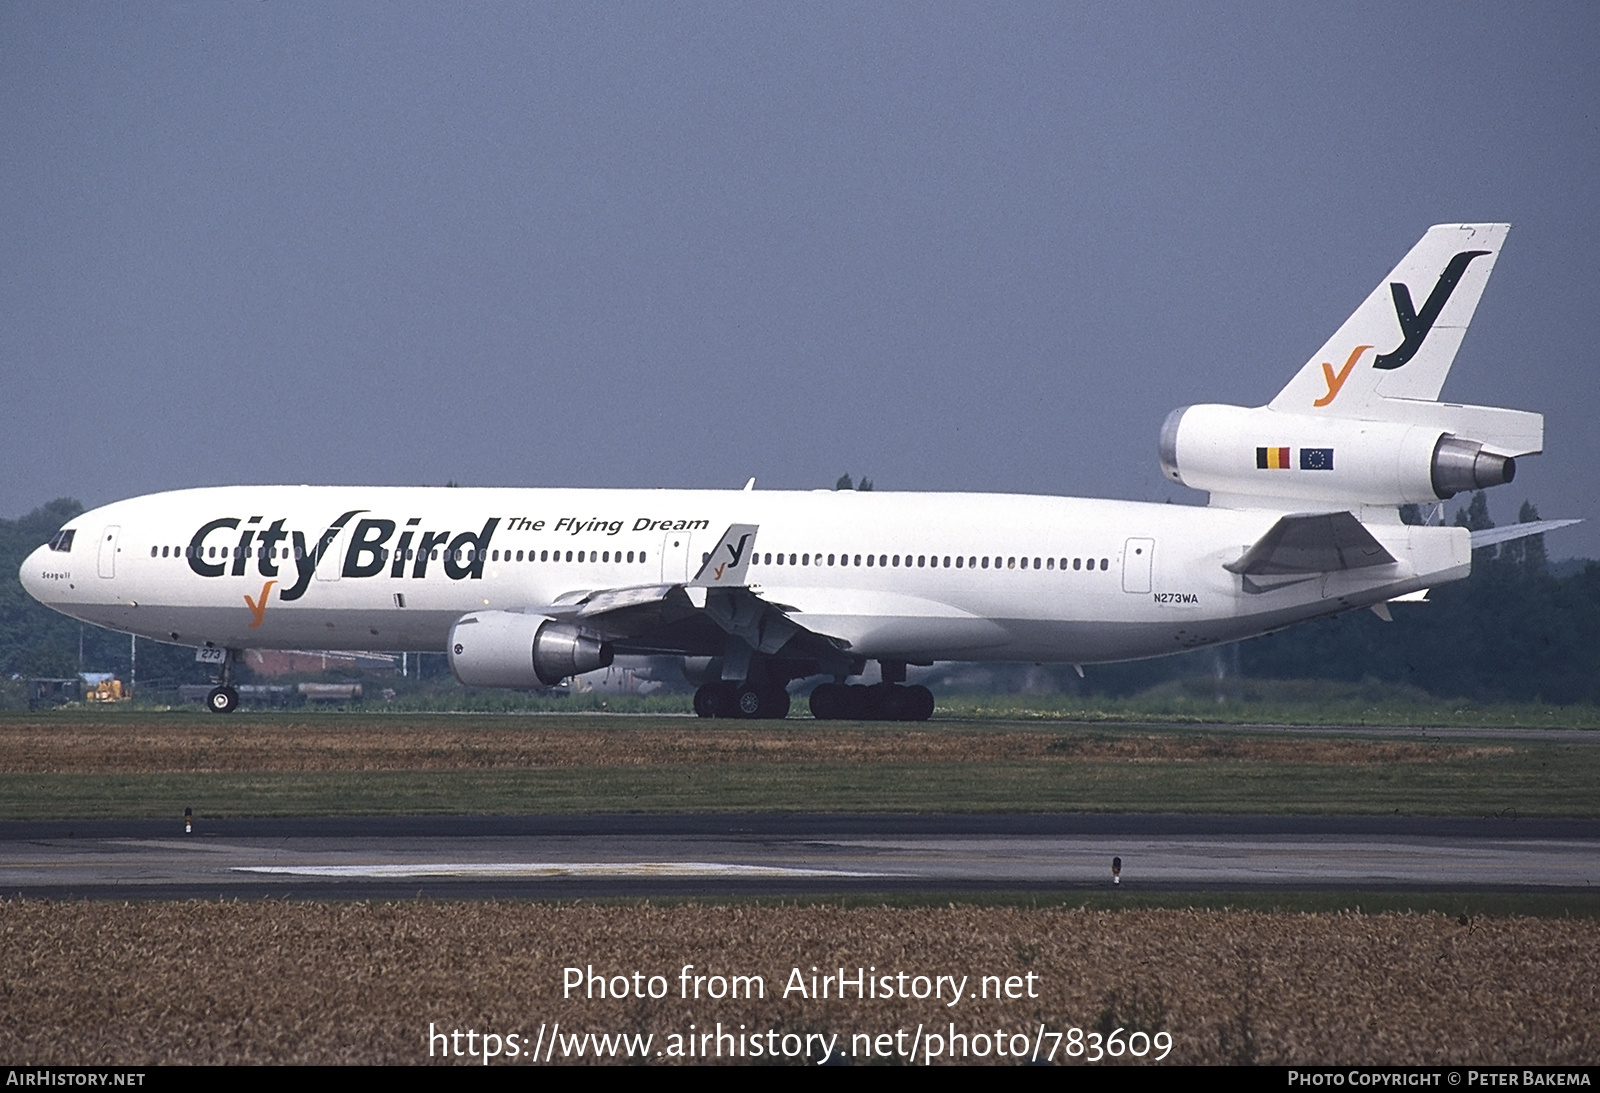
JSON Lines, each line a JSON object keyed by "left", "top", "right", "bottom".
{"left": 19, "top": 485, "right": 1470, "bottom": 666}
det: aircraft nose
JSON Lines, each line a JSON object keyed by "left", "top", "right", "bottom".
{"left": 19, "top": 545, "right": 56, "bottom": 605}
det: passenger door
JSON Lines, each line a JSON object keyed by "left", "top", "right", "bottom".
{"left": 97, "top": 526, "right": 120, "bottom": 579}
{"left": 1122, "top": 537, "right": 1155, "bottom": 594}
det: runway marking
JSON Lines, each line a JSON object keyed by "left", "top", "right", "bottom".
{"left": 233, "top": 861, "right": 904, "bottom": 879}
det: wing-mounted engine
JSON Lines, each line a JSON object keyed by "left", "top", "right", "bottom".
{"left": 1159, "top": 403, "right": 1537, "bottom": 508}
{"left": 448, "top": 611, "right": 614, "bottom": 688}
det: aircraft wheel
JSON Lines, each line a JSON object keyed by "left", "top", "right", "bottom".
{"left": 206, "top": 686, "right": 239, "bottom": 715}
{"left": 809, "top": 683, "right": 843, "bottom": 720}
{"left": 866, "top": 683, "right": 907, "bottom": 722}
{"left": 734, "top": 686, "right": 765, "bottom": 719}
{"left": 760, "top": 686, "right": 791, "bottom": 720}
{"left": 693, "top": 684, "right": 719, "bottom": 718}
{"left": 841, "top": 685, "right": 870, "bottom": 720}
{"left": 905, "top": 684, "right": 935, "bottom": 722}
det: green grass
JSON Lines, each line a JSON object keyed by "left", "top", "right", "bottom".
{"left": 936, "top": 678, "right": 1600, "bottom": 728}
{"left": 27, "top": 674, "right": 1600, "bottom": 727}
{"left": 570, "top": 890, "right": 1600, "bottom": 918}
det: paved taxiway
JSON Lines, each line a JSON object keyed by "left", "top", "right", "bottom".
{"left": 3, "top": 814, "right": 1596, "bottom": 899}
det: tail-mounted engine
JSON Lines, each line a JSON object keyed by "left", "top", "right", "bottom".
{"left": 448, "top": 611, "right": 614, "bottom": 688}
{"left": 1159, "top": 403, "right": 1536, "bottom": 508}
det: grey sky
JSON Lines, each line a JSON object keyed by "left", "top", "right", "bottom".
{"left": 4, "top": 4, "right": 1597, "bottom": 552}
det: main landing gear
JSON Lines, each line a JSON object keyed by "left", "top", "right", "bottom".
{"left": 688, "top": 659, "right": 934, "bottom": 722}
{"left": 807, "top": 682, "right": 935, "bottom": 722}
{"left": 205, "top": 648, "right": 240, "bottom": 715}
{"left": 692, "top": 681, "right": 792, "bottom": 720}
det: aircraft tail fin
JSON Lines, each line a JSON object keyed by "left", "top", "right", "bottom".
{"left": 1269, "top": 223, "right": 1509, "bottom": 415}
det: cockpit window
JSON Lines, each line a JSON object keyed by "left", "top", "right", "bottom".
{"left": 47, "top": 529, "right": 75, "bottom": 552}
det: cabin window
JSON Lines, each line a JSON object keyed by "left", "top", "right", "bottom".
{"left": 1101, "top": 558, "right": 1109, "bottom": 570}
{"left": 955, "top": 556, "right": 963, "bottom": 568}
{"left": 980, "top": 557, "right": 989, "bottom": 569}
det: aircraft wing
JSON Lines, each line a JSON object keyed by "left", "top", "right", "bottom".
{"left": 530, "top": 524, "right": 855, "bottom": 678}
{"left": 1225, "top": 511, "right": 1397, "bottom": 576}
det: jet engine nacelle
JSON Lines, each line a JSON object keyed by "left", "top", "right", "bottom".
{"left": 448, "top": 611, "right": 614, "bottom": 688}
{"left": 1159, "top": 404, "right": 1516, "bottom": 507}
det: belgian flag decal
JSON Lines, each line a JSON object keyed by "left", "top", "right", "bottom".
{"left": 1256, "top": 446, "right": 1291, "bottom": 470}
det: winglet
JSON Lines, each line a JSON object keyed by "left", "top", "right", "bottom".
{"left": 689, "top": 524, "right": 759, "bottom": 587}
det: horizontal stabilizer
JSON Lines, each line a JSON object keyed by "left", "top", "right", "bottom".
{"left": 1225, "top": 511, "right": 1396, "bottom": 576}
{"left": 1468, "top": 519, "right": 1582, "bottom": 551}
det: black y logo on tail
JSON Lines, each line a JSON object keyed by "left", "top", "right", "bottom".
{"left": 1373, "top": 249, "right": 1490, "bottom": 370}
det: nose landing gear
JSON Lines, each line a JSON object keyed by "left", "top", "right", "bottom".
{"left": 204, "top": 647, "right": 241, "bottom": 715}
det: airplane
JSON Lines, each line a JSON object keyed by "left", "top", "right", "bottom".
{"left": 19, "top": 223, "right": 1577, "bottom": 720}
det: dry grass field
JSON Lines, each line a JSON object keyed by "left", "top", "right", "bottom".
{"left": 5, "top": 710, "right": 1589, "bottom": 818}
{"left": 0, "top": 714, "right": 1512, "bottom": 773}
{"left": 4, "top": 711, "right": 1595, "bottom": 1066}
{"left": 2, "top": 899, "right": 1595, "bottom": 1065}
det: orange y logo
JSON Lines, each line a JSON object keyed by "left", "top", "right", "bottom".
{"left": 1313, "top": 345, "right": 1373, "bottom": 407}
{"left": 244, "top": 581, "right": 276, "bottom": 628}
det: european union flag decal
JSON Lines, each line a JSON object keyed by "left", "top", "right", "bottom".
{"left": 1300, "top": 447, "right": 1334, "bottom": 471}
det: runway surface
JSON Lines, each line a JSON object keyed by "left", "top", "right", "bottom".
{"left": 3, "top": 814, "right": 1597, "bottom": 899}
